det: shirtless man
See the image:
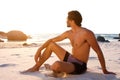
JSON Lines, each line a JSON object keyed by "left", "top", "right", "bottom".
{"left": 24, "top": 10, "right": 115, "bottom": 75}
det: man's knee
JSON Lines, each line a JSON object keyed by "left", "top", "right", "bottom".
{"left": 47, "top": 41, "right": 56, "bottom": 49}
{"left": 51, "top": 61, "right": 62, "bottom": 72}
{"left": 49, "top": 41, "right": 55, "bottom": 46}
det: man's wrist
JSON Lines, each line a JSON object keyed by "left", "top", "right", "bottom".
{"left": 103, "top": 68, "right": 107, "bottom": 73}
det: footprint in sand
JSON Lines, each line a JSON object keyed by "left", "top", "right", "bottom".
{"left": 118, "top": 53, "right": 120, "bottom": 54}
{"left": 108, "top": 59, "right": 112, "bottom": 61}
{"left": 28, "top": 55, "right": 34, "bottom": 57}
{"left": 0, "top": 63, "right": 16, "bottom": 67}
{"left": 118, "top": 58, "right": 120, "bottom": 60}
{"left": 96, "top": 66, "right": 102, "bottom": 70}
{"left": 96, "top": 66, "right": 109, "bottom": 70}
{"left": 11, "top": 54, "right": 20, "bottom": 56}
{"left": 89, "top": 57, "right": 97, "bottom": 60}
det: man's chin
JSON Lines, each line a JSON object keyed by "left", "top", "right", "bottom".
{"left": 67, "top": 26, "right": 71, "bottom": 27}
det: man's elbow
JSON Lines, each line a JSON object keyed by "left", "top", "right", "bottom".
{"left": 49, "top": 39, "right": 56, "bottom": 43}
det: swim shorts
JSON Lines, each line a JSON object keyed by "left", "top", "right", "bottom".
{"left": 63, "top": 51, "right": 87, "bottom": 74}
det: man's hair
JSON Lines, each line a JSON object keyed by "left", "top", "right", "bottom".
{"left": 68, "top": 10, "right": 82, "bottom": 26}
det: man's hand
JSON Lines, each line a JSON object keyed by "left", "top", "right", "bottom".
{"left": 103, "top": 69, "right": 116, "bottom": 75}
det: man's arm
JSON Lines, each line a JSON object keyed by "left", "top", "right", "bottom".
{"left": 86, "top": 30, "right": 115, "bottom": 74}
{"left": 34, "top": 31, "right": 69, "bottom": 62}
{"left": 38, "top": 31, "right": 68, "bottom": 51}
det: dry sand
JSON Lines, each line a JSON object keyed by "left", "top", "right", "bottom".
{"left": 0, "top": 42, "right": 120, "bottom": 80}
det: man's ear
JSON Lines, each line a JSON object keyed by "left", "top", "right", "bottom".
{"left": 71, "top": 20, "right": 75, "bottom": 24}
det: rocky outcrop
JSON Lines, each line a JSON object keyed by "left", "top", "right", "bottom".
{"left": 0, "top": 31, "right": 7, "bottom": 39}
{"left": 113, "top": 33, "right": 120, "bottom": 39}
{"left": 7, "top": 30, "right": 27, "bottom": 41}
{"left": 97, "top": 36, "right": 109, "bottom": 42}
{"left": 0, "top": 39, "right": 4, "bottom": 42}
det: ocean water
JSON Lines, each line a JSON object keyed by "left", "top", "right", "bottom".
{"left": 28, "top": 33, "right": 119, "bottom": 42}
{"left": 0, "top": 33, "right": 119, "bottom": 48}
{"left": 95, "top": 34, "right": 119, "bottom": 41}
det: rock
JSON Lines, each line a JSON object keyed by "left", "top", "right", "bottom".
{"left": 97, "top": 36, "right": 105, "bottom": 42}
{"left": 97, "top": 36, "right": 109, "bottom": 42}
{"left": 0, "top": 31, "right": 7, "bottom": 39}
{"left": 113, "top": 37, "right": 120, "bottom": 39}
{"left": 7, "top": 30, "right": 27, "bottom": 41}
{"left": 0, "top": 39, "right": 4, "bottom": 42}
{"left": 0, "top": 31, "right": 6, "bottom": 34}
{"left": 113, "top": 33, "right": 120, "bottom": 39}
{"left": 23, "top": 43, "right": 29, "bottom": 46}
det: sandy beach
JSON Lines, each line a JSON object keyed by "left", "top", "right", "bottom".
{"left": 1, "top": 0, "right": 120, "bottom": 79}
{"left": 0, "top": 41, "right": 120, "bottom": 80}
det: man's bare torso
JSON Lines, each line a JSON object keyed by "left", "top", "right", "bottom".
{"left": 67, "top": 28, "right": 91, "bottom": 63}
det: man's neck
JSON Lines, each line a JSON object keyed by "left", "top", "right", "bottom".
{"left": 71, "top": 25, "right": 82, "bottom": 33}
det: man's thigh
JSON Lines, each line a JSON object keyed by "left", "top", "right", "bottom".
{"left": 51, "top": 61, "right": 75, "bottom": 74}
{"left": 49, "top": 42, "right": 67, "bottom": 61}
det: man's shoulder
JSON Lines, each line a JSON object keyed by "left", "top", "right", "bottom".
{"left": 60, "top": 30, "right": 71, "bottom": 37}
{"left": 81, "top": 28, "right": 95, "bottom": 39}
{"left": 64, "top": 30, "right": 72, "bottom": 34}
{"left": 82, "top": 28, "right": 93, "bottom": 34}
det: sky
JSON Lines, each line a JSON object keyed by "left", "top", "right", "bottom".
{"left": 0, "top": 0, "right": 120, "bottom": 34}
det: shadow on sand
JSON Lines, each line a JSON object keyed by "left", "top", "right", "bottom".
{"left": 0, "top": 63, "right": 16, "bottom": 67}
{"left": 20, "top": 70, "right": 120, "bottom": 80}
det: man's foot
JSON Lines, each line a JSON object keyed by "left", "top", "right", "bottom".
{"left": 44, "top": 64, "right": 67, "bottom": 77}
{"left": 44, "top": 64, "right": 51, "bottom": 70}
{"left": 46, "top": 72, "right": 68, "bottom": 78}
{"left": 21, "top": 66, "right": 39, "bottom": 74}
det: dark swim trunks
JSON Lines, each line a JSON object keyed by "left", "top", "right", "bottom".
{"left": 63, "top": 51, "right": 87, "bottom": 74}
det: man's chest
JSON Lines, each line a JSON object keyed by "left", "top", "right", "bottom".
{"left": 68, "top": 33, "right": 86, "bottom": 47}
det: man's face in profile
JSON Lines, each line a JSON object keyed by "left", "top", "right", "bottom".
{"left": 67, "top": 17, "right": 71, "bottom": 27}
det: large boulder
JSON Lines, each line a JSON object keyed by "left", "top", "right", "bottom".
{"left": 7, "top": 30, "right": 27, "bottom": 41}
{"left": 97, "top": 36, "right": 109, "bottom": 42}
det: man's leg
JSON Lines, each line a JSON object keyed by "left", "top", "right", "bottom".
{"left": 24, "top": 41, "right": 72, "bottom": 72}
{"left": 51, "top": 61, "right": 75, "bottom": 74}
{"left": 44, "top": 42, "right": 75, "bottom": 74}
